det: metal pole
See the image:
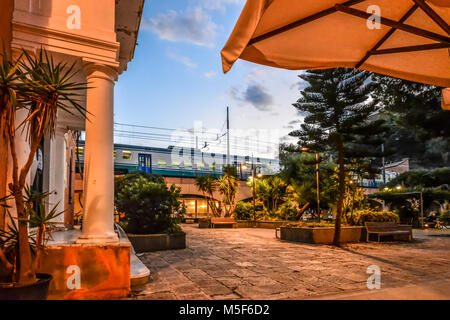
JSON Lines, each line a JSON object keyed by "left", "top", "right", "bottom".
{"left": 316, "top": 151, "right": 320, "bottom": 222}
{"left": 382, "top": 143, "right": 386, "bottom": 184}
{"left": 252, "top": 158, "right": 256, "bottom": 223}
{"left": 226, "top": 107, "right": 230, "bottom": 166}
{"left": 420, "top": 191, "right": 424, "bottom": 229}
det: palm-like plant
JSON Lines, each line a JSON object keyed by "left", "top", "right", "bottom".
{"left": 217, "top": 169, "right": 239, "bottom": 217}
{"left": 194, "top": 176, "right": 221, "bottom": 217}
{"left": 0, "top": 49, "right": 87, "bottom": 286}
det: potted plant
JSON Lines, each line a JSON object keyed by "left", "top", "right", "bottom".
{"left": 0, "top": 188, "right": 64, "bottom": 299}
{"left": 115, "top": 172, "right": 187, "bottom": 253}
{"left": 0, "top": 48, "right": 86, "bottom": 299}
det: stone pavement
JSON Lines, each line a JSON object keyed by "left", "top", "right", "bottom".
{"left": 128, "top": 225, "right": 450, "bottom": 300}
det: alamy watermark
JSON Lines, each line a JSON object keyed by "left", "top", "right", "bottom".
{"left": 366, "top": 265, "right": 381, "bottom": 290}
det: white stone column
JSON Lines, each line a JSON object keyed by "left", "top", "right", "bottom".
{"left": 47, "top": 127, "right": 67, "bottom": 224}
{"left": 77, "top": 63, "right": 118, "bottom": 243}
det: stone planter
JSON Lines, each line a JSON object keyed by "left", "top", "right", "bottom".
{"left": 280, "top": 226, "right": 363, "bottom": 244}
{"left": 127, "top": 233, "right": 186, "bottom": 253}
{"left": 198, "top": 219, "right": 211, "bottom": 228}
{"left": 236, "top": 220, "right": 286, "bottom": 229}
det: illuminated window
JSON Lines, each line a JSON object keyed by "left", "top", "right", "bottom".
{"left": 113, "top": 150, "right": 117, "bottom": 159}
{"left": 76, "top": 147, "right": 84, "bottom": 156}
{"left": 158, "top": 159, "right": 167, "bottom": 168}
{"left": 197, "top": 199, "right": 208, "bottom": 215}
{"left": 197, "top": 163, "right": 205, "bottom": 170}
{"left": 172, "top": 161, "right": 180, "bottom": 168}
{"left": 211, "top": 162, "right": 216, "bottom": 171}
{"left": 122, "top": 150, "right": 132, "bottom": 160}
{"left": 184, "top": 162, "right": 192, "bottom": 169}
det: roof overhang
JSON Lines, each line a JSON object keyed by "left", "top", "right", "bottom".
{"left": 115, "top": 0, "right": 145, "bottom": 74}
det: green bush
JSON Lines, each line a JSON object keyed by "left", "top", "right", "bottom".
{"left": 385, "top": 168, "right": 450, "bottom": 189}
{"left": 233, "top": 201, "right": 264, "bottom": 220}
{"left": 276, "top": 201, "right": 298, "bottom": 221}
{"left": 115, "top": 174, "right": 185, "bottom": 234}
{"left": 348, "top": 209, "right": 400, "bottom": 226}
{"left": 284, "top": 222, "right": 336, "bottom": 228}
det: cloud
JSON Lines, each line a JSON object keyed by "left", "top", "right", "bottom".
{"left": 167, "top": 51, "right": 197, "bottom": 68}
{"left": 204, "top": 71, "right": 218, "bottom": 79}
{"left": 142, "top": 8, "right": 217, "bottom": 47}
{"left": 194, "top": 0, "right": 245, "bottom": 12}
{"left": 230, "top": 83, "right": 274, "bottom": 111}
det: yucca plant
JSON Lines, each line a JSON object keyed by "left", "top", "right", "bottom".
{"left": 0, "top": 48, "right": 87, "bottom": 286}
{"left": 194, "top": 176, "right": 221, "bottom": 217}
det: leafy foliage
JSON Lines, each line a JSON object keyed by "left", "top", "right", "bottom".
{"left": 372, "top": 74, "right": 450, "bottom": 168}
{"left": 346, "top": 209, "right": 399, "bottom": 226}
{"left": 0, "top": 48, "right": 87, "bottom": 285}
{"left": 289, "top": 68, "right": 387, "bottom": 245}
{"left": 385, "top": 168, "right": 450, "bottom": 189}
{"left": 194, "top": 175, "right": 221, "bottom": 217}
{"left": 115, "top": 175, "right": 185, "bottom": 235}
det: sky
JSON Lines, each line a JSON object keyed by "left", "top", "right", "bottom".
{"left": 114, "top": 0, "right": 305, "bottom": 158}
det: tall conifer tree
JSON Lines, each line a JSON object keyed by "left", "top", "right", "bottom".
{"left": 290, "top": 68, "right": 386, "bottom": 245}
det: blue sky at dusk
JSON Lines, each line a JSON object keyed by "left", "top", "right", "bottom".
{"left": 114, "top": 0, "right": 305, "bottom": 158}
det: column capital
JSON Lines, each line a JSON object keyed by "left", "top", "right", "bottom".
{"left": 83, "top": 62, "right": 119, "bottom": 84}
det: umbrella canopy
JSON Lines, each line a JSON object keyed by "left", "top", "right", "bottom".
{"left": 221, "top": 0, "right": 450, "bottom": 88}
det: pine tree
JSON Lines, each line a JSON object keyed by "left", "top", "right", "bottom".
{"left": 289, "top": 68, "right": 386, "bottom": 245}
{"left": 372, "top": 74, "right": 450, "bottom": 168}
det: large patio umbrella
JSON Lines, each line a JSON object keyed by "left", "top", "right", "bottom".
{"left": 221, "top": 0, "right": 450, "bottom": 108}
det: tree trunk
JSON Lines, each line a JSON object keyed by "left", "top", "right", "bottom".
{"left": 9, "top": 131, "right": 42, "bottom": 285}
{"left": 0, "top": 114, "right": 8, "bottom": 231}
{"left": 333, "top": 140, "right": 346, "bottom": 246}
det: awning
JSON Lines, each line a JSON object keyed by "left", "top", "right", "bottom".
{"left": 221, "top": 0, "right": 450, "bottom": 88}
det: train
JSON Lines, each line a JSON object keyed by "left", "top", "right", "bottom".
{"left": 76, "top": 142, "right": 281, "bottom": 179}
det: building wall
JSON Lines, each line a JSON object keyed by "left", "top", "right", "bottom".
{"left": 0, "top": 0, "right": 13, "bottom": 54}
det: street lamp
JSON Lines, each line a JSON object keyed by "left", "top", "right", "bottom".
{"left": 301, "top": 147, "right": 321, "bottom": 222}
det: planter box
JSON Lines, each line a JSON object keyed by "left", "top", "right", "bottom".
{"left": 198, "top": 219, "right": 211, "bottom": 228}
{"left": 236, "top": 220, "right": 287, "bottom": 229}
{"left": 127, "top": 233, "right": 186, "bottom": 253}
{"left": 280, "top": 226, "right": 363, "bottom": 244}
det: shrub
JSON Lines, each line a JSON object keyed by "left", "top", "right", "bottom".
{"left": 276, "top": 201, "right": 298, "bottom": 221}
{"left": 348, "top": 209, "right": 400, "bottom": 226}
{"left": 115, "top": 174, "right": 185, "bottom": 234}
{"left": 284, "top": 222, "right": 336, "bottom": 228}
{"left": 233, "top": 201, "right": 264, "bottom": 220}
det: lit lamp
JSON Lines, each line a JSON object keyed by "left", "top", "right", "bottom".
{"left": 257, "top": 170, "right": 263, "bottom": 178}
{"left": 396, "top": 185, "right": 402, "bottom": 190}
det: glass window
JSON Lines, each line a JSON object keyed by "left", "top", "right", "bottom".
{"left": 183, "top": 199, "right": 196, "bottom": 217}
{"left": 197, "top": 163, "right": 205, "bottom": 170}
{"left": 158, "top": 159, "right": 167, "bottom": 168}
{"left": 113, "top": 150, "right": 117, "bottom": 159}
{"left": 184, "top": 162, "right": 192, "bottom": 169}
{"left": 197, "top": 199, "right": 208, "bottom": 216}
{"left": 172, "top": 161, "right": 180, "bottom": 168}
{"left": 122, "top": 150, "right": 132, "bottom": 160}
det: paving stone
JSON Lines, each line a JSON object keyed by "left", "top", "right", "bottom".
{"left": 131, "top": 225, "right": 450, "bottom": 300}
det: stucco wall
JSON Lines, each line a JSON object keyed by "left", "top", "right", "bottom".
{"left": 0, "top": 0, "right": 13, "bottom": 54}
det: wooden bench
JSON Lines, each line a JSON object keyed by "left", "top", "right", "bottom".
{"left": 210, "top": 217, "right": 237, "bottom": 228}
{"left": 365, "top": 222, "right": 412, "bottom": 242}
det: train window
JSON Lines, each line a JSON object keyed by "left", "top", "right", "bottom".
{"left": 172, "top": 161, "right": 180, "bottom": 168}
{"left": 184, "top": 162, "right": 192, "bottom": 169}
{"left": 113, "top": 150, "right": 117, "bottom": 159}
{"left": 76, "top": 147, "right": 84, "bottom": 156}
{"left": 197, "top": 163, "right": 205, "bottom": 169}
{"left": 211, "top": 162, "right": 216, "bottom": 171}
{"left": 158, "top": 159, "right": 167, "bottom": 168}
{"left": 122, "top": 150, "right": 132, "bottom": 160}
